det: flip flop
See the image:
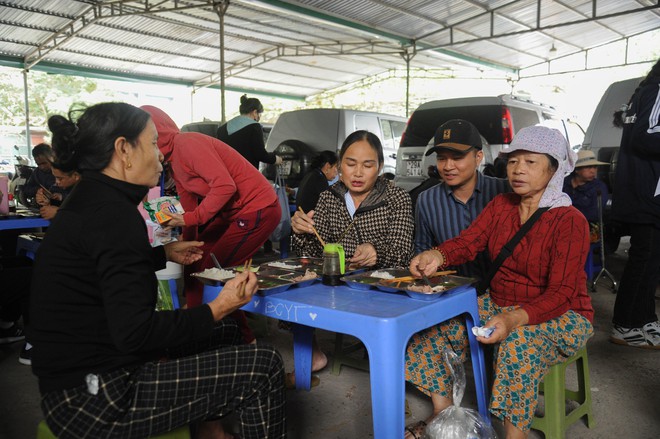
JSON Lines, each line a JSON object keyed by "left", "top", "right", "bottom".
{"left": 404, "top": 420, "right": 427, "bottom": 439}
{"left": 285, "top": 372, "right": 320, "bottom": 389}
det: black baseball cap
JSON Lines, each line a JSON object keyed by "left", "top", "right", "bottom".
{"left": 425, "top": 119, "right": 483, "bottom": 156}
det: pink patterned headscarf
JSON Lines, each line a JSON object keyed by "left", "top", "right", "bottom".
{"left": 500, "top": 125, "right": 577, "bottom": 209}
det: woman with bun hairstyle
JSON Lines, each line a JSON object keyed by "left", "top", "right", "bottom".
{"left": 29, "top": 102, "right": 286, "bottom": 439}
{"left": 217, "top": 94, "right": 282, "bottom": 169}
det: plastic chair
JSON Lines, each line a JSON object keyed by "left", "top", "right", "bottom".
{"left": 584, "top": 242, "right": 601, "bottom": 284}
{"left": 331, "top": 333, "right": 369, "bottom": 375}
{"left": 37, "top": 421, "right": 191, "bottom": 439}
{"left": 531, "top": 346, "right": 595, "bottom": 439}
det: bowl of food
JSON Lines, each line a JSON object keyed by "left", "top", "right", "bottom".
{"left": 404, "top": 283, "right": 451, "bottom": 301}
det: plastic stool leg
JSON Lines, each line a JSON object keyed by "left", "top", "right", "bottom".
{"left": 37, "top": 421, "right": 191, "bottom": 439}
{"left": 534, "top": 363, "right": 567, "bottom": 439}
{"left": 37, "top": 421, "right": 57, "bottom": 439}
{"left": 168, "top": 279, "right": 180, "bottom": 309}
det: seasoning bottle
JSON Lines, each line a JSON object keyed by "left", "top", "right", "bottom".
{"left": 8, "top": 193, "right": 16, "bottom": 213}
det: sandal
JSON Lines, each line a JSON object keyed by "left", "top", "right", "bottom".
{"left": 285, "top": 372, "right": 320, "bottom": 389}
{"left": 404, "top": 420, "right": 427, "bottom": 439}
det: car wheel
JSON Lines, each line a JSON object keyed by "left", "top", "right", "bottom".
{"left": 262, "top": 140, "right": 314, "bottom": 187}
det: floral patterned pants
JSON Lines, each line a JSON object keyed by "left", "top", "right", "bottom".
{"left": 405, "top": 293, "right": 593, "bottom": 431}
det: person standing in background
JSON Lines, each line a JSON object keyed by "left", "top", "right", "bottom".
{"left": 609, "top": 59, "right": 660, "bottom": 349}
{"left": 217, "top": 94, "right": 283, "bottom": 169}
{"left": 141, "top": 105, "right": 281, "bottom": 344}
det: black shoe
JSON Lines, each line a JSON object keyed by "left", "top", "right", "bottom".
{"left": 18, "top": 343, "right": 32, "bottom": 366}
{"left": 0, "top": 324, "right": 25, "bottom": 344}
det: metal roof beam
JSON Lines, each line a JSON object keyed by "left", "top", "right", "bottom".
{"left": 22, "top": 0, "right": 216, "bottom": 70}
{"left": 419, "top": 3, "right": 660, "bottom": 52}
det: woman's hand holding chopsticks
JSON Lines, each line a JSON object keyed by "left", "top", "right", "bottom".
{"left": 292, "top": 207, "right": 326, "bottom": 247}
{"left": 207, "top": 270, "right": 257, "bottom": 322}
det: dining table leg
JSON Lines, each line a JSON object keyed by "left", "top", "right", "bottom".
{"left": 291, "top": 323, "right": 314, "bottom": 390}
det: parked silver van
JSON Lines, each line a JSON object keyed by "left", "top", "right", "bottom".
{"left": 394, "top": 95, "right": 580, "bottom": 192}
{"left": 263, "top": 108, "right": 407, "bottom": 186}
{"left": 581, "top": 76, "right": 641, "bottom": 191}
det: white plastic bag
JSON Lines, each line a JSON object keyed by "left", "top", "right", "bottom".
{"left": 425, "top": 349, "right": 497, "bottom": 439}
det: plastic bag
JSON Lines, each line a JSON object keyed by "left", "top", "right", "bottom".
{"left": 425, "top": 349, "right": 497, "bottom": 439}
{"left": 269, "top": 168, "right": 291, "bottom": 242}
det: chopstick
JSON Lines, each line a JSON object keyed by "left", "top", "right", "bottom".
{"left": 39, "top": 184, "right": 54, "bottom": 199}
{"left": 297, "top": 207, "right": 326, "bottom": 247}
{"left": 338, "top": 217, "right": 357, "bottom": 242}
{"left": 238, "top": 258, "right": 252, "bottom": 298}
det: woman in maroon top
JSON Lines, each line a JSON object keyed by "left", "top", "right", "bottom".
{"left": 405, "top": 126, "right": 594, "bottom": 439}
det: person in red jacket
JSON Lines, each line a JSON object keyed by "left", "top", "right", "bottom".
{"left": 141, "top": 106, "right": 280, "bottom": 342}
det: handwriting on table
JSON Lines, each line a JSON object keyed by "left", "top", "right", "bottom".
{"left": 263, "top": 302, "right": 314, "bottom": 321}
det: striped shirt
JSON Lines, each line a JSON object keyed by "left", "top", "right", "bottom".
{"left": 414, "top": 172, "right": 510, "bottom": 278}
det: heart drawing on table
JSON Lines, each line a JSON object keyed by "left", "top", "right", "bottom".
{"left": 309, "top": 312, "right": 317, "bottom": 321}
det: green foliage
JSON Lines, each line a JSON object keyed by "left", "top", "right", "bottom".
{"left": 0, "top": 68, "right": 110, "bottom": 128}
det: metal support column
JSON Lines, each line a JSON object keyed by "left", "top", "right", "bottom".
{"left": 22, "top": 69, "right": 32, "bottom": 155}
{"left": 214, "top": 1, "right": 230, "bottom": 124}
{"left": 400, "top": 45, "right": 416, "bottom": 118}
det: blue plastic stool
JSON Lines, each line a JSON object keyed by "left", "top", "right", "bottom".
{"left": 584, "top": 242, "right": 601, "bottom": 284}
{"left": 37, "top": 421, "right": 191, "bottom": 439}
{"left": 531, "top": 346, "right": 595, "bottom": 439}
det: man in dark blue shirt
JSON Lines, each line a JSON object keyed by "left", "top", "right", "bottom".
{"left": 415, "top": 119, "right": 510, "bottom": 278}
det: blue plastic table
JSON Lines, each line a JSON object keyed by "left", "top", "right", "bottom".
{"left": 0, "top": 216, "right": 49, "bottom": 231}
{"left": 203, "top": 282, "right": 489, "bottom": 439}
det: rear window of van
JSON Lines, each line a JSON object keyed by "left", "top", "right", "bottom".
{"left": 401, "top": 105, "right": 504, "bottom": 147}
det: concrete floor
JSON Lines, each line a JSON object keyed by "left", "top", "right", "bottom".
{"left": 1, "top": 239, "right": 659, "bottom": 439}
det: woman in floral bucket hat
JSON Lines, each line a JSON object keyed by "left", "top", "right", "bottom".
{"left": 404, "top": 125, "right": 593, "bottom": 439}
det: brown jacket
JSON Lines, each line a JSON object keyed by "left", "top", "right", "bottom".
{"left": 291, "top": 177, "right": 414, "bottom": 268}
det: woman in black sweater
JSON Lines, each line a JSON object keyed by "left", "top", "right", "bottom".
{"left": 217, "top": 94, "right": 282, "bottom": 169}
{"left": 295, "top": 150, "right": 338, "bottom": 212}
{"left": 29, "top": 102, "right": 286, "bottom": 439}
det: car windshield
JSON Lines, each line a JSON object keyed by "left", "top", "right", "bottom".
{"left": 401, "top": 105, "right": 503, "bottom": 147}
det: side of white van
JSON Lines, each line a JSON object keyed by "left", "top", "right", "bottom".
{"left": 581, "top": 76, "right": 641, "bottom": 192}
{"left": 580, "top": 76, "right": 641, "bottom": 253}
{"left": 263, "top": 108, "right": 407, "bottom": 186}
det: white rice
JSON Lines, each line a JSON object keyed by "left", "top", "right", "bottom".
{"left": 197, "top": 267, "right": 235, "bottom": 280}
{"left": 268, "top": 261, "right": 303, "bottom": 269}
{"left": 370, "top": 270, "right": 395, "bottom": 279}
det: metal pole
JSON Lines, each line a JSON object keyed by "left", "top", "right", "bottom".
{"left": 591, "top": 190, "right": 618, "bottom": 293}
{"left": 214, "top": 1, "right": 230, "bottom": 124}
{"left": 22, "top": 69, "right": 32, "bottom": 156}
{"left": 400, "top": 45, "right": 416, "bottom": 118}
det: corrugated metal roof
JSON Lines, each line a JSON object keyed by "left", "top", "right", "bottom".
{"left": 0, "top": 0, "right": 657, "bottom": 98}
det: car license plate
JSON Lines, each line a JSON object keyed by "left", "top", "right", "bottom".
{"left": 406, "top": 160, "right": 422, "bottom": 177}
{"left": 280, "top": 160, "right": 292, "bottom": 176}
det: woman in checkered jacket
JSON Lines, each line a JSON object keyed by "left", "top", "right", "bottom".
{"left": 291, "top": 130, "right": 414, "bottom": 269}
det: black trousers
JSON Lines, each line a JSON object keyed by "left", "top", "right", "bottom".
{"left": 613, "top": 223, "right": 660, "bottom": 328}
{"left": 41, "top": 320, "right": 287, "bottom": 439}
{"left": 0, "top": 255, "right": 32, "bottom": 324}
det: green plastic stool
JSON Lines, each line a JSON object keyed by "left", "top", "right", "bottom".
{"left": 330, "top": 332, "right": 369, "bottom": 375}
{"left": 37, "top": 420, "right": 191, "bottom": 439}
{"left": 531, "top": 346, "right": 595, "bottom": 439}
